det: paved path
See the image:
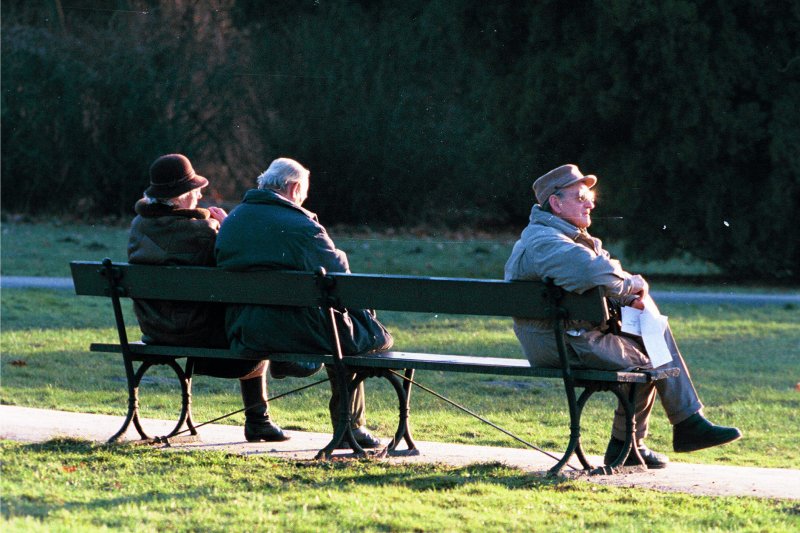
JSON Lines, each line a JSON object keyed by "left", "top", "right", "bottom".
{"left": 2, "top": 275, "right": 799, "bottom": 305}
{"left": 1, "top": 405, "right": 797, "bottom": 500}
{"left": 1, "top": 276, "right": 76, "bottom": 290}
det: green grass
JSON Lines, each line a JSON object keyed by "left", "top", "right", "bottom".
{"left": 2, "top": 439, "right": 798, "bottom": 533}
{"left": 0, "top": 219, "right": 768, "bottom": 284}
{"left": 2, "top": 221, "right": 800, "bottom": 530}
{"left": 1, "top": 221, "right": 130, "bottom": 277}
{"left": 4, "top": 220, "right": 798, "bottom": 298}
{"left": 2, "top": 288, "right": 799, "bottom": 469}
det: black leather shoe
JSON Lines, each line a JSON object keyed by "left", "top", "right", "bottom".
{"left": 604, "top": 437, "right": 669, "bottom": 469}
{"left": 673, "top": 413, "right": 742, "bottom": 453}
{"left": 269, "top": 361, "right": 323, "bottom": 380}
{"left": 244, "top": 420, "right": 290, "bottom": 442}
{"left": 336, "top": 427, "right": 382, "bottom": 449}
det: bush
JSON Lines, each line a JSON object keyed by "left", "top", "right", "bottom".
{"left": 2, "top": 0, "right": 798, "bottom": 279}
{"left": 1, "top": 1, "right": 261, "bottom": 216}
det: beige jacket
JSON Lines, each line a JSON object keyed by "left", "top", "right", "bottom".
{"left": 504, "top": 205, "right": 647, "bottom": 369}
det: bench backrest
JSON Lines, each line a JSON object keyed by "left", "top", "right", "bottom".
{"left": 70, "top": 261, "right": 608, "bottom": 322}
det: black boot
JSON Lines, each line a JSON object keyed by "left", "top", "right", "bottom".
{"left": 240, "top": 375, "right": 289, "bottom": 442}
{"left": 604, "top": 437, "right": 669, "bottom": 469}
{"left": 673, "top": 413, "right": 741, "bottom": 453}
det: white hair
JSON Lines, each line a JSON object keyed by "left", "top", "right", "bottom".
{"left": 256, "top": 158, "right": 309, "bottom": 191}
{"left": 144, "top": 188, "right": 195, "bottom": 207}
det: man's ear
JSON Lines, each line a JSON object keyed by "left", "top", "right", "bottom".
{"left": 286, "top": 182, "right": 300, "bottom": 203}
{"left": 548, "top": 195, "right": 561, "bottom": 214}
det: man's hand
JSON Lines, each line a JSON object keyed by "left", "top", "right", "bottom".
{"left": 207, "top": 206, "right": 228, "bottom": 223}
{"left": 630, "top": 297, "right": 645, "bottom": 310}
{"left": 629, "top": 274, "right": 649, "bottom": 309}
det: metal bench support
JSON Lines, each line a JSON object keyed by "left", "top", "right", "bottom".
{"left": 102, "top": 259, "right": 199, "bottom": 443}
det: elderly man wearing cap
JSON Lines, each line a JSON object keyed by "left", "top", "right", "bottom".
{"left": 505, "top": 164, "right": 741, "bottom": 469}
{"left": 127, "top": 153, "right": 289, "bottom": 443}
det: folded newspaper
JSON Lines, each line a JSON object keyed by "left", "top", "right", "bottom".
{"left": 620, "top": 296, "right": 673, "bottom": 367}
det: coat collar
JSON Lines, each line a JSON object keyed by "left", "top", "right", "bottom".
{"left": 529, "top": 204, "right": 599, "bottom": 252}
{"left": 134, "top": 198, "right": 211, "bottom": 220}
{"left": 529, "top": 204, "right": 586, "bottom": 240}
{"left": 242, "top": 188, "right": 319, "bottom": 222}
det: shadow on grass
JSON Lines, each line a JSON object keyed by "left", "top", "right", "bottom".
{"left": 16, "top": 437, "right": 570, "bottom": 495}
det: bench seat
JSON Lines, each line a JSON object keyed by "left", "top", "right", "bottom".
{"left": 92, "top": 342, "right": 677, "bottom": 383}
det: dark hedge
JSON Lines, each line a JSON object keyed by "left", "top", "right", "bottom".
{"left": 2, "top": 1, "right": 798, "bottom": 279}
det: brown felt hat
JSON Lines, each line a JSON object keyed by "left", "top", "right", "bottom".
{"left": 145, "top": 154, "right": 208, "bottom": 199}
{"left": 532, "top": 164, "right": 597, "bottom": 205}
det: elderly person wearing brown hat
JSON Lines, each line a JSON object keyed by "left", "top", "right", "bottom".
{"left": 127, "top": 153, "right": 289, "bottom": 442}
{"left": 505, "top": 164, "right": 741, "bottom": 469}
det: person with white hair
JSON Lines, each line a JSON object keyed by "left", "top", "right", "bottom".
{"left": 216, "top": 157, "right": 393, "bottom": 449}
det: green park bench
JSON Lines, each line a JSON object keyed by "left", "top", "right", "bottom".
{"left": 70, "top": 259, "right": 679, "bottom": 475}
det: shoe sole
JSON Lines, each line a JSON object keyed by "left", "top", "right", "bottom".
{"left": 245, "top": 435, "right": 291, "bottom": 442}
{"left": 635, "top": 462, "right": 668, "bottom": 469}
{"left": 336, "top": 438, "right": 383, "bottom": 450}
{"left": 674, "top": 433, "right": 742, "bottom": 453}
{"left": 604, "top": 458, "right": 669, "bottom": 469}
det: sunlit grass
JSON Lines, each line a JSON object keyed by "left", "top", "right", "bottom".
{"left": 2, "top": 289, "right": 798, "bottom": 469}
{"left": 2, "top": 222, "right": 800, "bottom": 530}
{"left": 2, "top": 439, "right": 798, "bottom": 532}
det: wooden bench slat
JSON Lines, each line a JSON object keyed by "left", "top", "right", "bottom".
{"left": 338, "top": 351, "right": 678, "bottom": 382}
{"left": 90, "top": 343, "right": 678, "bottom": 384}
{"left": 90, "top": 342, "right": 336, "bottom": 365}
{"left": 71, "top": 262, "right": 321, "bottom": 307}
{"left": 70, "top": 261, "right": 607, "bottom": 322}
{"left": 326, "top": 273, "right": 607, "bottom": 321}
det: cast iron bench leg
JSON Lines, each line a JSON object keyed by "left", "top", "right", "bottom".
{"left": 180, "top": 358, "right": 199, "bottom": 438}
{"left": 587, "top": 382, "right": 645, "bottom": 475}
{"left": 315, "top": 365, "right": 363, "bottom": 459}
{"left": 399, "top": 368, "right": 418, "bottom": 452}
{"left": 549, "top": 381, "right": 644, "bottom": 476}
{"left": 384, "top": 368, "right": 418, "bottom": 453}
{"left": 347, "top": 368, "right": 418, "bottom": 456}
{"left": 110, "top": 358, "right": 200, "bottom": 443}
{"left": 108, "top": 354, "right": 141, "bottom": 443}
{"left": 548, "top": 390, "right": 586, "bottom": 475}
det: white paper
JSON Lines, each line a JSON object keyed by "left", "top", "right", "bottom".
{"left": 620, "top": 297, "right": 673, "bottom": 368}
{"left": 621, "top": 306, "right": 642, "bottom": 335}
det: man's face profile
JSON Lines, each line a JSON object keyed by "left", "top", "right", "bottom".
{"left": 551, "top": 183, "right": 595, "bottom": 229}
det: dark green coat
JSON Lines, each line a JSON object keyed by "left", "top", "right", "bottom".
{"left": 215, "top": 189, "right": 393, "bottom": 356}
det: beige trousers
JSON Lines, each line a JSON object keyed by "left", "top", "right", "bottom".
{"left": 513, "top": 320, "right": 703, "bottom": 440}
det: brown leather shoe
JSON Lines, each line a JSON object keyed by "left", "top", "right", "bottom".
{"left": 336, "top": 427, "right": 381, "bottom": 449}
{"left": 604, "top": 437, "right": 669, "bottom": 469}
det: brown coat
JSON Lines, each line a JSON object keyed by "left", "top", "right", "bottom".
{"left": 127, "top": 199, "right": 226, "bottom": 347}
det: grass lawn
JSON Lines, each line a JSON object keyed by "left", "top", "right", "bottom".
{"left": 2, "top": 221, "right": 800, "bottom": 530}
{"left": 2, "top": 438, "right": 798, "bottom": 533}
{"left": 0, "top": 219, "right": 758, "bottom": 282}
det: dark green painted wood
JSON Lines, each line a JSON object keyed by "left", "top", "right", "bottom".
{"left": 71, "top": 262, "right": 320, "bottom": 307}
{"left": 341, "top": 352, "right": 679, "bottom": 383}
{"left": 89, "top": 342, "right": 335, "bottom": 364}
{"left": 90, "top": 343, "right": 679, "bottom": 384}
{"left": 326, "top": 272, "right": 605, "bottom": 320}
{"left": 71, "top": 261, "right": 607, "bottom": 321}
